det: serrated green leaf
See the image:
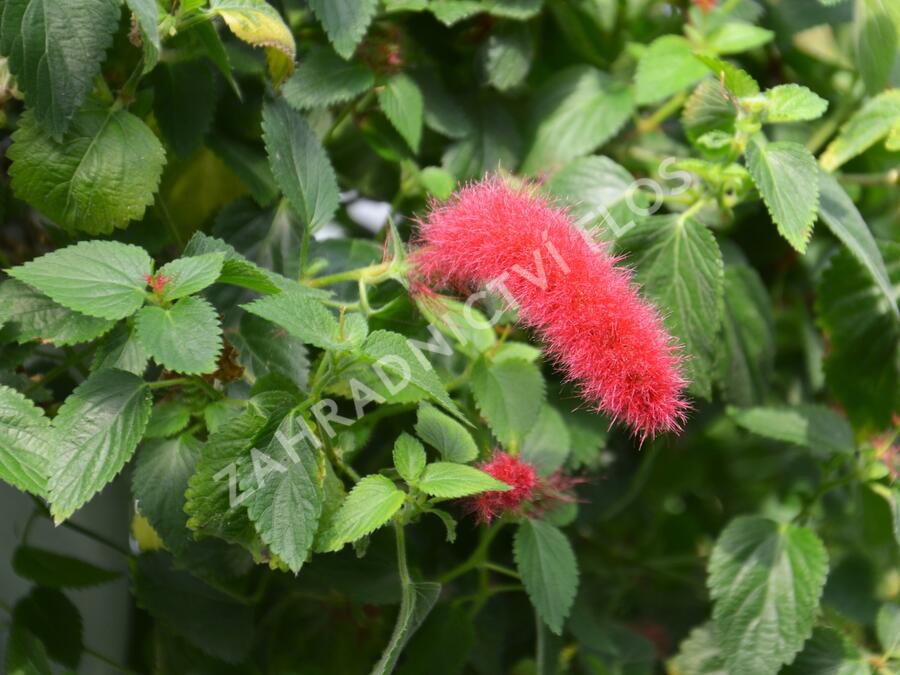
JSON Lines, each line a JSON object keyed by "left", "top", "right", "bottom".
{"left": 854, "top": 0, "right": 897, "bottom": 94}
{"left": 717, "top": 265, "right": 775, "bottom": 406}
{"left": 322, "top": 474, "right": 405, "bottom": 550}
{"left": 442, "top": 99, "right": 522, "bottom": 179}
{"left": 208, "top": 0, "right": 296, "bottom": 78}
{"left": 12, "top": 545, "right": 119, "bottom": 588}
{"left": 635, "top": 35, "right": 708, "bottom": 105}
{"left": 514, "top": 519, "right": 579, "bottom": 635}
{"left": 416, "top": 295, "right": 496, "bottom": 354}
{"left": 695, "top": 54, "right": 760, "bottom": 97}
{"left": 523, "top": 65, "right": 633, "bottom": 172}
{"left": 683, "top": 78, "right": 737, "bottom": 148}
{"left": 0, "top": 384, "right": 52, "bottom": 497}
{"left": 0, "top": 0, "right": 120, "bottom": 138}
{"left": 728, "top": 404, "right": 855, "bottom": 457}
{"left": 91, "top": 321, "right": 150, "bottom": 376}
{"left": 670, "top": 623, "right": 726, "bottom": 675}
{"left": 784, "top": 627, "right": 871, "bottom": 675}
{"left": 234, "top": 312, "right": 310, "bottom": 389}
{"left": 705, "top": 21, "right": 774, "bottom": 54}
{"left": 7, "top": 102, "right": 166, "bottom": 234}
{"left": 262, "top": 98, "right": 340, "bottom": 233}
{"left": 0, "top": 279, "right": 116, "bottom": 346}
{"left": 153, "top": 59, "right": 220, "bottom": 157}
{"left": 417, "top": 70, "right": 474, "bottom": 140}
{"left": 208, "top": 135, "right": 280, "bottom": 206}
{"left": 133, "top": 435, "right": 203, "bottom": 553}
{"left": 242, "top": 288, "right": 348, "bottom": 350}
{"left": 616, "top": 215, "right": 724, "bottom": 398}
{"left": 133, "top": 552, "right": 254, "bottom": 663}
{"left": 378, "top": 73, "right": 425, "bottom": 153}
{"left": 820, "top": 90, "right": 900, "bottom": 171}
{"left": 240, "top": 415, "right": 324, "bottom": 573}
{"left": 394, "top": 432, "right": 427, "bottom": 483}
{"left": 746, "top": 138, "right": 819, "bottom": 253}
{"left": 418, "top": 461, "right": 509, "bottom": 498}
{"left": 708, "top": 516, "right": 828, "bottom": 675}
{"left": 12, "top": 588, "right": 83, "bottom": 669}
{"left": 763, "top": 84, "right": 829, "bottom": 123}
{"left": 136, "top": 296, "right": 223, "bottom": 375}
{"left": 471, "top": 357, "right": 545, "bottom": 449}
{"left": 284, "top": 45, "right": 374, "bottom": 109}
{"left": 520, "top": 405, "right": 570, "bottom": 475}
{"left": 125, "top": 0, "right": 161, "bottom": 72}
{"left": 544, "top": 155, "right": 649, "bottom": 239}
{"left": 414, "top": 403, "right": 478, "bottom": 463}
{"left": 817, "top": 170, "right": 898, "bottom": 318}
{"left": 9, "top": 241, "right": 152, "bottom": 321}
{"left": 182, "top": 231, "right": 283, "bottom": 294}
{"left": 481, "top": 22, "right": 534, "bottom": 91}
{"left": 48, "top": 369, "right": 152, "bottom": 523}
{"left": 156, "top": 253, "right": 225, "bottom": 302}
{"left": 145, "top": 401, "right": 192, "bottom": 439}
{"left": 308, "top": 0, "right": 378, "bottom": 59}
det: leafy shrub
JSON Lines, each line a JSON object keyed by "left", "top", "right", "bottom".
{"left": 0, "top": 0, "right": 898, "bottom": 673}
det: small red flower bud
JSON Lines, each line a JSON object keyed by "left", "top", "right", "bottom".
{"left": 466, "top": 451, "right": 538, "bottom": 523}
{"left": 145, "top": 273, "right": 171, "bottom": 295}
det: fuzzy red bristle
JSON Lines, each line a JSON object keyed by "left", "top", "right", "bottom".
{"left": 412, "top": 177, "right": 689, "bottom": 440}
{"left": 467, "top": 452, "right": 538, "bottom": 523}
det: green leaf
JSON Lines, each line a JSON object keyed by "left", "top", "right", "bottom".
{"left": 745, "top": 138, "right": 819, "bottom": 253}
{"left": 481, "top": 22, "right": 534, "bottom": 91}
{"left": 394, "top": 605, "right": 475, "bottom": 675}
{"left": 359, "top": 330, "right": 464, "bottom": 420}
{"left": 418, "top": 462, "right": 509, "bottom": 498}
{"left": 145, "top": 401, "right": 193, "bottom": 439}
{"left": 418, "top": 166, "right": 457, "bottom": 200}
{"left": 763, "top": 84, "right": 829, "bottom": 123}
{"left": 878, "top": 603, "right": 900, "bottom": 656}
{"left": 853, "top": 0, "right": 897, "bottom": 94}
{"left": 47, "top": 369, "right": 152, "bottom": 523}
{"left": 240, "top": 415, "right": 324, "bottom": 573}
{"left": 9, "top": 241, "right": 152, "bottom": 321}
{"left": 670, "top": 623, "right": 726, "bottom": 675}
{"left": 283, "top": 45, "right": 374, "bottom": 109}
{"left": 471, "top": 357, "right": 545, "bottom": 449}
{"left": 816, "top": 242, "right": 900, "bottom": 428}
{"left": 394, "top": 433, "right": 427, "bottom": 483}
{"left": 208, "top": 136, "right": 280, "bottom": 206}
{"left": 708, "top": 516, "right": 828, "bottom": 675}
{"left": 242, "top": 289, "right": 347, "bottom": 351}
{"left": 820, "top": 90, "right": 900, "bottom": 171}
{"left": 208, "top": 0, "right": 296, "bottom": 74}
{"left": 0, "top": 0, "right": 120, "bottom": 138}
{"left": 12, "top": 588, "right": 83, "bottom": 669}
{"left": 616, "top": 215, "right": 724, "bottom": 398}
{"left": 817, "top": 170, "right": 898, "bottom": 319}
{"left": 133, "top": 436, "right": 203, "bottom": 553}
{"left": 378, "top": 73, "right": 425, "bottom": 153}
{"left": 371, "top": 581, "right": 442, "bottom": 675}
{"left": 234, "top": 312, "right": 310, "bottom": 389}
{"left": 520, "top": 405, "right": 570, "bottom": 475}
{"left": 133, "top": 552, "right": 254, "bottom": 663}
{"left": 91, "top": 321, "right": 150, "bottom": 376}
{"left": 705, "top": 21, "right": 774, "bottom": 54}
{"left": 695, "top": 54, "right": 760, "bottom": 97}
{"left": 308, "top": 0, "right": 379, "bottom": 59}
{"left": 153, "top": 60, "right": 220, "bottom": 157}
{"left": 7, "top": 102, "right": 166, "bottom": 234}
{"left": 717, "top": 264, "right": 775, "bottom": 406}
{"left": 417, "top": 71, "right": 474, "bottom": 139}
{"left": 544, "top": 156, "right": 649, "bottom": 239}
{"left": 442, "top": 99, "right": 522, "bottom": 179}
{"left": 0, "top": 279, "right": 116, "bottom": 346}
{"left": 125, "top": 0, "right": 161, "bottom": 72}
{"left": 135, "top": 297, "right": 223, "bottom": 375}
{"left": 182, "top": 231, "right": 283, "bottom": 295}
{"left": 0, "top": 384, "right": 52, "bottom": 497}
{"left": 522, "top": 65, "right": 634, "bottom": 172}
{"left": 634, "top": 35, "right": 708, "bottom": 105}
{"left": 5, "top": 624, "right": 52, "bottom": 675}
{"left": 682, "top": 78, "right": 737, "bottom": 148}
{"left": 728, "top": 405, "right": 856, "bottom": 457}
{"left": 262, "top": 98, "right": 340, "bottom": 233}
{"left": 514, "top": 519, "right": 579, "bottom": 635}
{"left": 415, "top": 295, "right": 496, "bottom": 354}
{"left": 12, "top": 546, "right": 119, "bottom": 588}
{"left": 156, "top": 253, "right": 225, "bottom": 302}
{"left": 321, "top": 474, "right": 405, "bottom": 550}
{"left": 784, "top": 627, "right": 871, "bottom": 675}
{"left": 414, "top": 403, "right": 478, "bottom": 463}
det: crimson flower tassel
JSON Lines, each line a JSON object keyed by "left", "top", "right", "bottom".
{"left": 412, "top": 177, "right": 688, "bottom": 440}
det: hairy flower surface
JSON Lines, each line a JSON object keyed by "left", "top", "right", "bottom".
{"left": 466, "top": 452, "right": 538, "bottom": 523}
{"left": 413, "top": 178, "right": 688, "bottom": 439}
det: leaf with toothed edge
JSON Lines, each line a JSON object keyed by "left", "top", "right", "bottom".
{"left": 308, "top": 0, "right": 379, "bottom": 59}
{"left": 319, "top": 474, "right": 405, "bottom": 551}
{"left": 0, "top": 384, "right": 52, "bottom": 498}
{"left": 135, "top": 297, "right": 223, "bottom": 375}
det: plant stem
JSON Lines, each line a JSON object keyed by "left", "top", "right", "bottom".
{"left": 439, "top": 522, "right": 504, "bottom": 583}
{"left": 147, "top": 377, "right": 193, "bottom": 390}
{"left": 305, "top": 261, "right": 393, "bottom": 288}
{"left": 395, "top": 519, "right": 411, "bottom": 586}
{"left": 838, "top": 169, "right": 900, "bottom": 187}
{"left": 636, "top": 91, "right": 688, "bottom": 135}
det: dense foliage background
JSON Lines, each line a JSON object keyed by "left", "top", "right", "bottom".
{"left": 0, "top": 0, "right": 899, "bottom": 673}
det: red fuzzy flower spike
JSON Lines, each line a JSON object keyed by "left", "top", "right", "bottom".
{"left": 412, "top": 177, "right": 688, "bottom": 440}
{"left": 467, "top": 451, "right": 538, "bottom": 523}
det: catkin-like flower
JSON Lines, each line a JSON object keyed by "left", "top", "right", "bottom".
{"left": 412, "top": 177, "right": 688, "bottom": 439}
{"left": 466, "top": 452, "right": 538, "bottom": 523}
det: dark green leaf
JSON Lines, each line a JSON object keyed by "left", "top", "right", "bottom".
{"left": 12, "top": 588, "right": 83, "bottom": 669}
{"left": 12, "top": 545, "right": 119, "bottom": 588}
{"left": 135, "top": 297, "right": 223, "bottom": 375}
{"left": 414, "top": 403, "right": 478, "bottom": 463}
{"left": 471, "top": 357, "right": 545, "bottom": 449}
{"left": 283, "top": 45, "right": 374, "bottom": 109}
{"left": 308, "top": 0, "right": 379, "bottom": 59}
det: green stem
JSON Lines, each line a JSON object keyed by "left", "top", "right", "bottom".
{"left": 325, "top": 90, "right": 375, "bottom": 142}
{"left": 395, "top": 519, "right": 411, "bottom": 586}
{"left": 305, "top": 261, "right": 393, "bottom": 288}
{"left": 481, "top": 561, "right": 520, "bottom": 580}
{"left": 439, "top": 522, "right": 504, "bottom": 583}
{"left": 147, "top": 377, "right": 193, "bottom": 390}
{"left": 838, "top": 169, "right": 900, "bottom": 187}
{"left": 676, "top": 197, "right": 710, "bottom": 225}
{"left": 636, "top": 91, "right": 688, "bottom": 135}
